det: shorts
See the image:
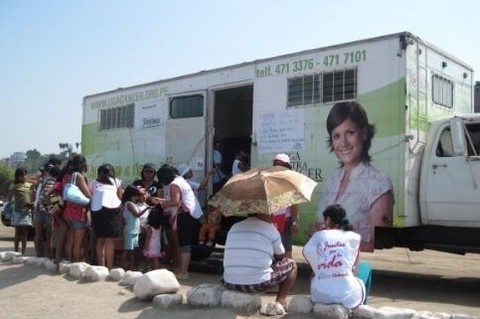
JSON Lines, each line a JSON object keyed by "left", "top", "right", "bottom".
{"left": 91, "top": 207, "right": 120, "bottom": 238}
{"left": 124, "top": 233, "right": 139, "bottom": 250}
{"left": 11, "top": 210, "right": 32, "bottom": 227}
{"left": 65, "top": 218, "right": 87, "bottom": 230}
{"left": 177, "top": 212, "right": 201, "bottom": 247}
{"left": 222, "top": 258, "right": 296, "bottom": 293}
{"left": 33, "top": 210, "right": 52, "bottom": 225}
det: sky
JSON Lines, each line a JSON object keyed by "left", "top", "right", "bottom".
{"left": 1, "top": 0, "right": 479, "bottom": 159}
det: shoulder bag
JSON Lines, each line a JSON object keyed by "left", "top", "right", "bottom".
{"left": 63, "top": 173, "right": 90, "bottom": 206}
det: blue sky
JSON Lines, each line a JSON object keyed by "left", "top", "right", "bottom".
{"left": 1, "top": 0, "right": 479, "bottom": 159}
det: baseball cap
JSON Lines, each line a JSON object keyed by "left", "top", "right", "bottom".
{"left": 142, "top": 163, "right": 157, "bottom": 172}
{"left": 274, "top": 153, "right": 290, "bottom": 164}
{"left": 176, "top": 163, "right": 191, "bottom": 177}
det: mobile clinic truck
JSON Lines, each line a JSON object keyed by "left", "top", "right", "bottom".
{"left": 82, "top": 31, "right": 479, "bottom": 254}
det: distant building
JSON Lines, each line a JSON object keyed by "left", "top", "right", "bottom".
{"left": 475, "top": 81, "right": 480, "bottom": 113}
{"left": 9, "top": 152, "right": 26, "bottom": 167}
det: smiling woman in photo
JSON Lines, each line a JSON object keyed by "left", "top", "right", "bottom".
{"left": 313, "top": 101, "right": 394, "bottom": 252}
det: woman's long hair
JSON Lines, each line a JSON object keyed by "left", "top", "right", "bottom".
{"left": 156, "top": 164, "right": 179, "bottom": 187}
{"left": 96, "top": 163, "right": 116, "bottom": 185}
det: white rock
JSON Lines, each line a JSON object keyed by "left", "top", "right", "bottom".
{"left": 313, "top": 304, "right": 350, "bottom": 319}
{"left": 34, "top": 257, "right": 49, "bottom": 267}
{"left": 84, "top": 265, "right": 109, "bottom": 282}
{"left": 412, "top": 311, "right": 434, "bottom": 319}
{"left": 108, "top": 268, "right": 125, "bottom": 282}
{"left": 44, "top": 259, "right": 59, "bottom": 272}
{"left": 58, "top": 260, "right": 71, "bottom": 274}
{"left": 68, "top": 262, "right": 90, "bottom": 280}
{"left": 3, "top": 251, "right": 21, "bottom": 262}
{"left": 187, "top": 284, "right": 225, "bottom": 307}
{"left": 153, "top": 293, "right": 183, "bottom": 308}
{"left": 121, "top": 270, "right": 143, "bottom": 286}
{"left": 451, "top": 315, "right": 477, "bottom": 319}
{"left": 24, "top": 257, "right": 38, "bottom": 266}
{"left": 260, "top": 301, "right": 286, "bottom": 316}
{"left": 352, "top": 304, "right": 376, "bottom": 319}
{"left": 11, "top": 255, "right": 28, "bottom": 264}
{"left": 220, "top": 290, "right": 261, "bottom": 314}
{"left": 288, "top": 295, "right": 313, "bottom": 313}
{"left": 430, "top": 313, "right": 452, "bottom": 319}
{"left": 376, "top": 306, "right": 419, "bottom": 319}
{"left": 133, "top": 269, "right": 180, "bottom": 301}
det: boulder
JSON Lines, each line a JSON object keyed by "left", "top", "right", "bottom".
{"left": 24, "top": 257, "right": 38, "bottom": 266}
{"left": 44, "top": 259, "right": 59, "bottom": 272}
{"left": 121, "top": 270, "right": 143, "bottom": 286}
{"left": 186, "top": 284, "right": 224, "bottom": 307}
{"left": 313, "top": 304, "right": 350, "bottom": 319}
{"left": 108, "top": 268, "right": 125, "bottom": 282}
{"left": 260, "top": 301, "right": 286, "bottom": 316}
{"left": 220, "top": 290, "right": 261, "bottom": 314}
{"left": 412, "top": 311, "right": 434, "bottom": 319}
{"left": 58, "top": 260, "right": 71, "bottom": 274}
{"left": 133, "top": 269, "right": 180, "bottom": 301}
{"left": 11, "top": 255, "right": 28, "bottom": 264}
{"left": 84, "top": 265, "right": 109, "bottom": 282}
{"left": 1, "top": 251, "right": 21, "bottom": 262}
{"left": 288, "top": 295, "right": 313, "bottom": 313}
{"left": 375, "top": 306, "right": 419, "bottom": 319}
{"left": 153, "top": 293, "right": 183, "bottom": 309}
{"left": 34, "top": 257, "right": 49, "bottom": 267}
{"left": 68, "top": 262, "right": 90, "bottom": 280}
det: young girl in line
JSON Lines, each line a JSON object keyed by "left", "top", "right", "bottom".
{"left": 120, "top": 185, "right": 152, "bottom": 270}
{"left": 143, "top": 208, "right": 164, "bottom": 270}
{"left": 7, "top": 167, "right": 35, "bottom": 255}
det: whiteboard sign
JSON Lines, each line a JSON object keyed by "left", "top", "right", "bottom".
{"left": 257, "top": 109, "right": 305, "bottom": 153}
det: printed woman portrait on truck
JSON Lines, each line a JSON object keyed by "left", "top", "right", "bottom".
{"left": 312, "top": 101, "right": 394, "bottom": 252}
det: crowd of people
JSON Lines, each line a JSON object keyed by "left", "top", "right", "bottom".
{"left": 6, "top": 158, "right": 207, "bottom": 279}
{"left": 5, "top": 101, "right": 393, "bottom": 312}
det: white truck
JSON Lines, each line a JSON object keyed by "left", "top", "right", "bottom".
{"left": 82, "top": 31, "right": 479, "bottom": 254}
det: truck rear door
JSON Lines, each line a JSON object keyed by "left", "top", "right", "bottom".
{"left": 165, "top": 92, "right": 207, "bottom": 178}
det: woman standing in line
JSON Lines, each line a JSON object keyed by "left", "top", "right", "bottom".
{"left": 62, "top": 154, "right": 91, "bottom": 262}
{"left": 89, "top": 163, "right": 123, "bottom": 270}
{"left": 157, "top": 164, "right": 202, "bottom": 279}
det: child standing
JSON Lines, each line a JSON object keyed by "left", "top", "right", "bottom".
{"left": 143, "top": 208, "right": 164, "bottom": 270}
{"left": 7, "top": 167, "right": 35, "bottom": 255}
{"left": 198, "top": 205, "right": 221, "bottom": 247}
{"left": 121, "top": 185, "right": 151, "bottom": 270}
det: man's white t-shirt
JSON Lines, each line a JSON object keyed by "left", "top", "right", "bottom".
{"left": 223, "top": 216, "right": 285, "bottom": 285}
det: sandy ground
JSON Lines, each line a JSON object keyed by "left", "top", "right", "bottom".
{"left": 0, "top": 224, "right": 479, "bottom": 319}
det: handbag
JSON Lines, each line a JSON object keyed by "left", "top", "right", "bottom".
{"left": 63, "top": 173, "right": 90, "bottom": 206}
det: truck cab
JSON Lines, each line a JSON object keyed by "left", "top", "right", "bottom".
{"left": 407, "top": 116, "right": 480, "bottom": 253}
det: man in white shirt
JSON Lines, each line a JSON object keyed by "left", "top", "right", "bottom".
{"left": 222, "top": 213, "right": 297, "bottom": 311}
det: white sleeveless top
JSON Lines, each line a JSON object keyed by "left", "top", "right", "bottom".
{"left": 89, "top": 177, "right": 122, "bottom": 212}
{"left": 170, "top": 176, "right": 203, "bottom": 218}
